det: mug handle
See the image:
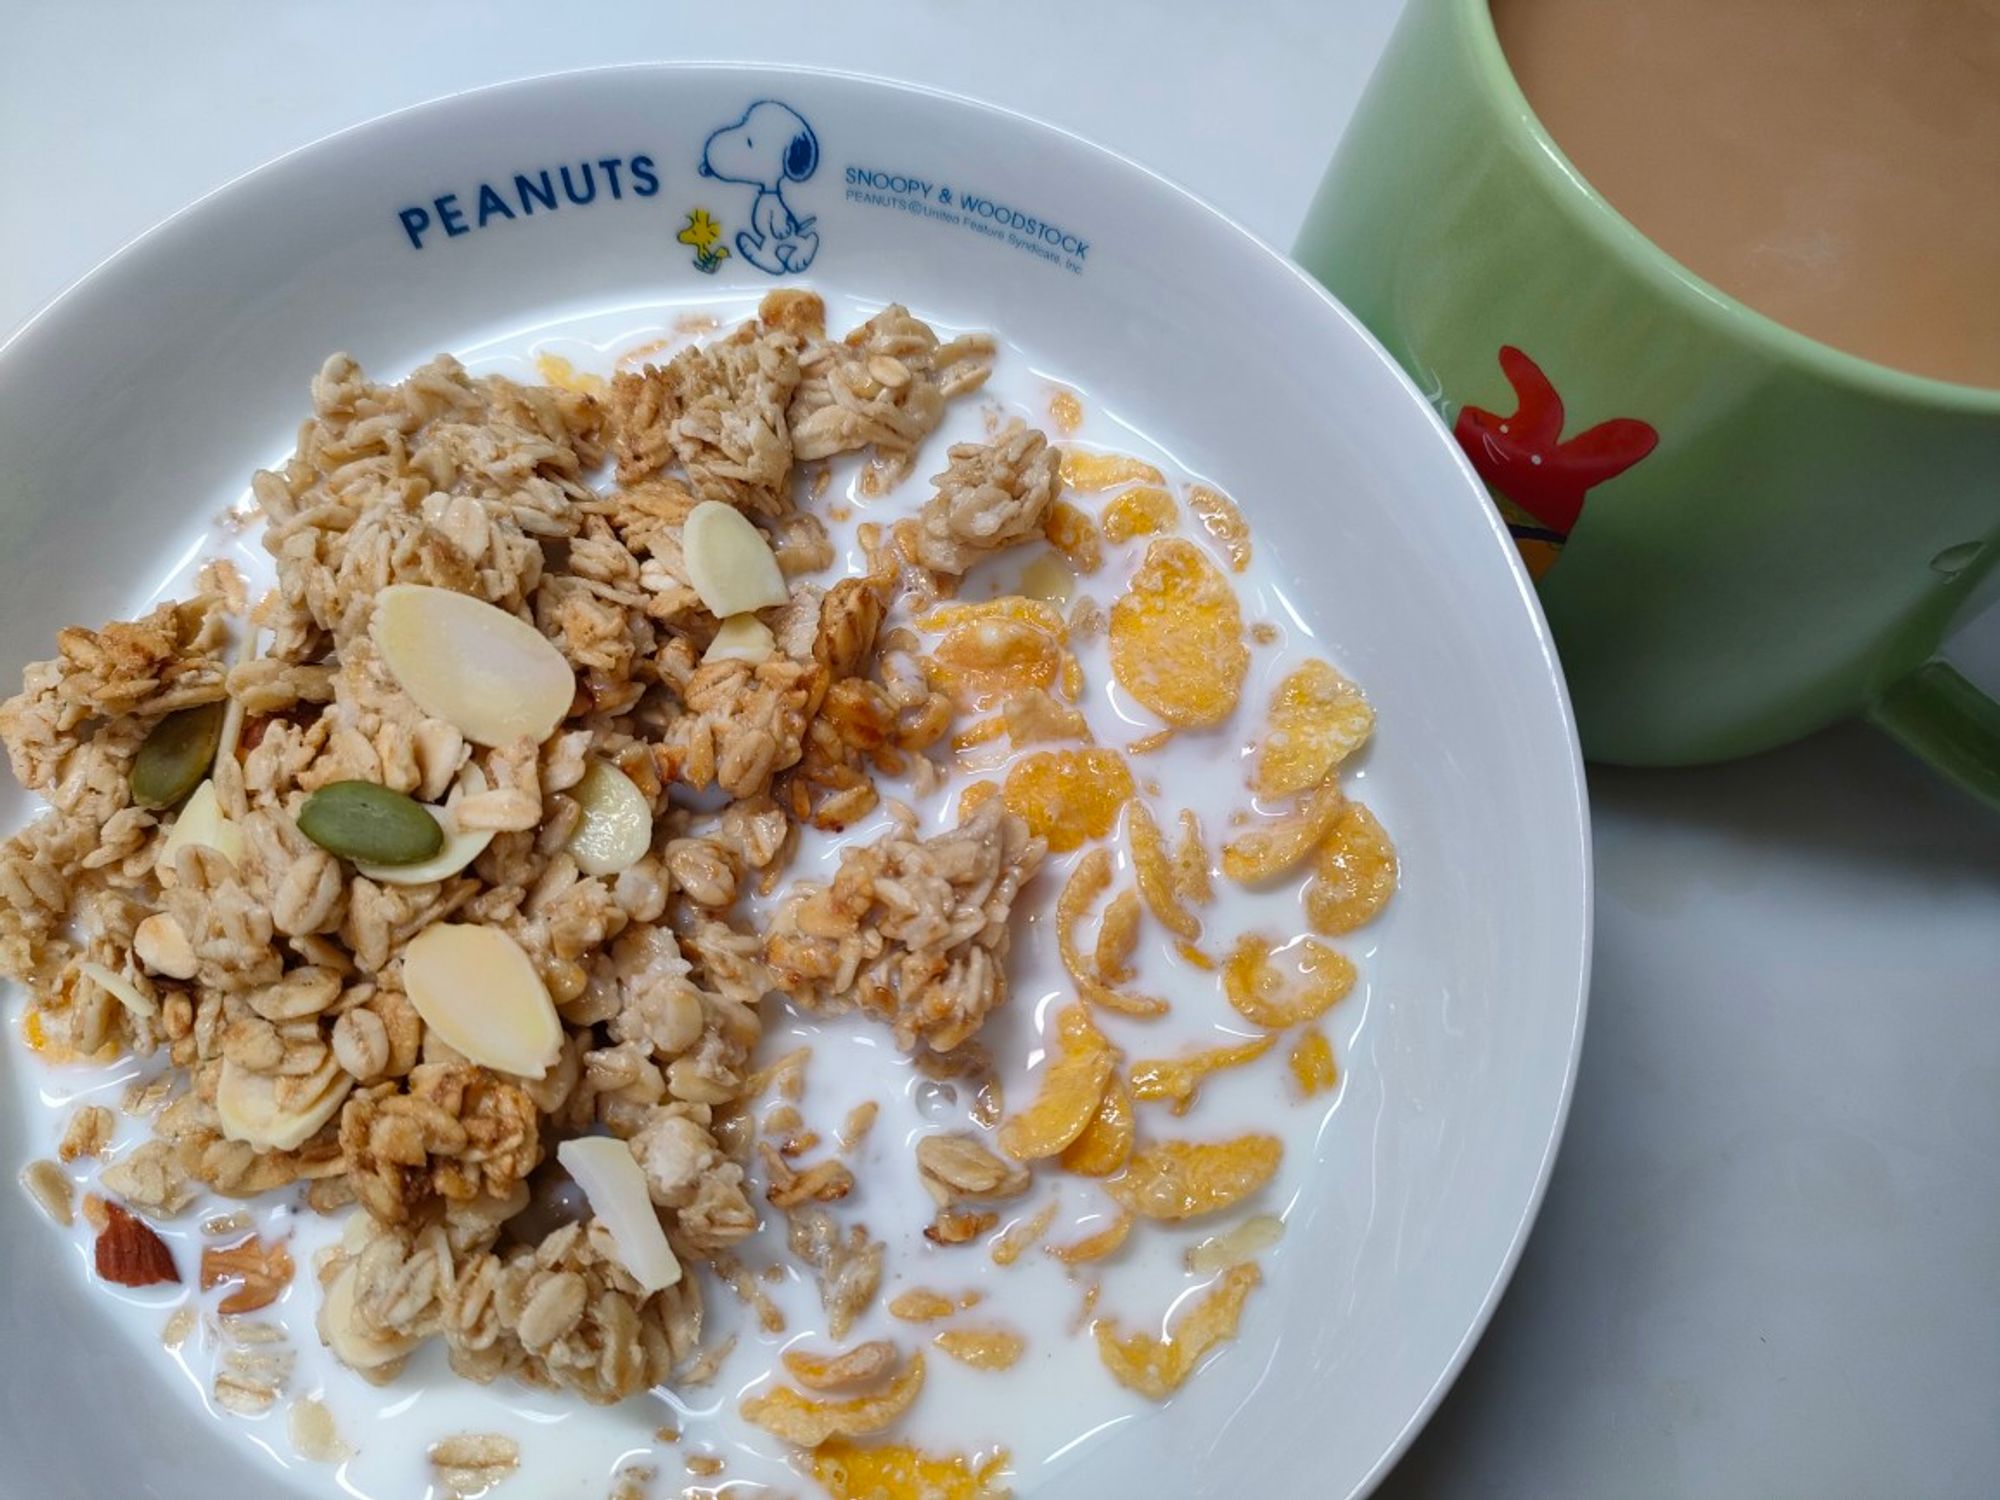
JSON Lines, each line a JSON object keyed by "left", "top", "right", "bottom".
{"left": 1867, "top": 661, "right": 2000, "bottom": 808}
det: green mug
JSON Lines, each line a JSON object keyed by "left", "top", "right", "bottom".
{"left": 1295, "top": 0, "right": 2000, "bottom": 800}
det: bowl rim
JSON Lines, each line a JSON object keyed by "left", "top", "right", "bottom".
{"left": 0, "top": 61, "right": 1594, "bottom": 1498}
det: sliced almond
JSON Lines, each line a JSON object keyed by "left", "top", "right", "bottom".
{"left": 682, "top": 502, "right": 788, "bottom": 617}
{"left": 565, "top": 761, "right": 654, "bottom": 877}
{"left": 132, "top": 913, "right": 197, "bottom": 980}
{"left": 160, "top": 779, "right": 245, "bottom": 873}
{"left": 371, "top": 585, "right": 574, "bottom": 748}
{"left": 401, "top": 923, "right": 562, "bottom": 1078}
{"left": 93, "top": 1200, "right": 179, "bottom": 1287}
{"left": 216, "top": 1054, "right": 352, "bottom": 1152}
{"left": 557, "top": 1136, "right": 682, "bottom": 1293}
{"left": 78, "top": 960, "right": 158, "bottom": 1018}
{"left": 320, "top": 1262, "right": 419, "bottom": 1370}
{"left": 702, "top": 613, "right": 776, "bottom": 665}
{"left": 214, "top": 626, "right": 262, "bottom": 771}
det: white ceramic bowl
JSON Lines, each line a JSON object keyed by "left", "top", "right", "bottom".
{"left": 0, "top": 66, "right": 1589, "bottom": 1498}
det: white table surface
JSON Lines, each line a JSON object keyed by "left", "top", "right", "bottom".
{"left": 6, "top": 4, "right": 1997, "bottom": 1496}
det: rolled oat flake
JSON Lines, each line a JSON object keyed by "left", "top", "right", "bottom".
{"left": 297, "top": 780, "right": 445, "bottom": 865}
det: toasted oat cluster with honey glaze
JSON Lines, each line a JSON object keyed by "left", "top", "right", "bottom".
{"left": 0, "top": 290, "right": 1399, "bottom": 1493}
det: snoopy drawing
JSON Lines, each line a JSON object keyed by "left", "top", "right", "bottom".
{"left": 699, "top": 101, "right": 821, "bottom": 275}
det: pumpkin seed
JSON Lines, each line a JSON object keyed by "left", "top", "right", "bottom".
{"left": 129, "top": 702, "right": 226, "bottom": 809}
{"left": 352, "top": 804, "right": 494, "bottom": 885}
{"left": 298, "top": 781, "right": 445, "bottom": 865}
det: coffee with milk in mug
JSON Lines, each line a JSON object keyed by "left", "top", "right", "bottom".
{"left": 1491, "top": 0, "right": 2000, "bottom": 390}
{"left": 1297, "top": 0, "right": 2000, "bottom": 783}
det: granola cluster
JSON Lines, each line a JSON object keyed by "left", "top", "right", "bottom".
{"left": 0, "top": 292, "right": 1055, "bottom": 1410}
{"left": 764, "top": 796, "right": 1044, "bottom": 1053}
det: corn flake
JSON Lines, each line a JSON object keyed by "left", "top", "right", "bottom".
{"left": 888, "top": 1289, "right": 980, "bottom": 1324}
{"left": 533, "top": 352, "right": 607, "bottom": 397}
{"left": 1093, "top": 1263, "right": 1261, "bottom": 1399}
{"left": 1289, "top": 1029, "right": 1339, "bottom": 1097}
{"left": 1071, "top": 1280, "right": 1103, "bottom": 1335}
{"left": 1001, "top": 689, "right": 1092, "bottom": 748}
{"left": 1043, "top": 500, "right": 1104, "bottom": 575}
{"left": 1061, "top": 448, "right": 1165, "bottom": 493}
{"left": 1059, "top": 1075, "right": 1136, "bottom": 1178}
{"left": 1220, "top": 779, "right": 1346, "bottom": 885}
{"left": 950, "top": 716, "right": 1008, "bottom": 754}
{"left": 990, "top": 1198, "right": 1060, "bottom": 1267}
{"left": 1001, "top": 748, "right": 1134, "bottom": 854}
{"left": 1048, "top": 388, "right": 1084, "bottom": 434}
{"left": 1056, "top": 849, "right": 1168, "bottom": 1019}
{"left": 1128, "top": 1033, "right": 1276, "bottom": 1116}
{"left": 1060, "top": 651, "right": 1085, "bottom": 701}
{"left": 1127, "top": 801, "right": 1200, "bottom": 940}
{"left": 812, "top": 1440, "right": 1012, "bottom": 1500}
{"left": 1173, "top": 810, "right": 1213, "bottom": 905}
{"left": 1093, "top": 888, "right": 1141, "bottom": 985}
{"left": 1305, "top": 801, "right": 1397, "bottom": 935}
{"left": 782, "top": 1340, "right": 900, "bottom": 1393}
{"left": 1254, "top": 659, "right": 1374, "bottom": 797}
{"left": 1221, "top": 934, "right": 1355, "bottom": 1028}
{"left": 740, "top": 1352, "right": 926, "bottom": 1446}
{"left": 1100, "top": 485, "right": 1178, "bottom": 543}
{"left": 1109, "top": 539, "right": 1248, "bottom": 729}
{"left": 1106, "top": 1135, "right": 1282, "bottom": 1221}
{"left": 920, "top": 597, "right": 1068, "bottom": 708}
{"left": 934, "top": 1326, "right": 1027, "bottom": 1371}
{"left": 1186, "top": 484, "right": 1251, "bottom": 572}
{"left": 998, "top": 1005, "right": 1117, "bottom": 1161}
{"left": 1185, "top": 1213, "right": 1285, "bottom": 1274}
{"left": 1048, "top": 1209, "right": 1134, "bottom": 1265}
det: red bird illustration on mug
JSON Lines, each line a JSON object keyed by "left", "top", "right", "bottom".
{"left": 1452, "top": 346, "right": 1658, "bottom": 580}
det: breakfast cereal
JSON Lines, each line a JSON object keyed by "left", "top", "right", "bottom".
{"left": 0, "top": 286, "right": 1397, "bottom": 1496}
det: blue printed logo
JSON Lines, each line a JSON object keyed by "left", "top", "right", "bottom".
{"left": 691, "top": 101, "right": 821, "bottom": 275}
{"left": 395, "top": 156, "right": 661, "bottom": 250}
